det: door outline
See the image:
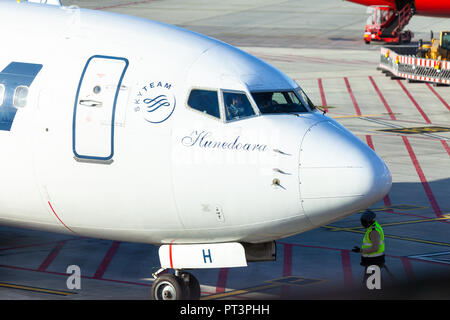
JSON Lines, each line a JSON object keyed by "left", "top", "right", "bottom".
{"left": 72, "top": 55, "right": 129, "bottom": 162}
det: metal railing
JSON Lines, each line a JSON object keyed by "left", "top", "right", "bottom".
{"left": 379, "top": 45, "right": 450, "bottom": 85}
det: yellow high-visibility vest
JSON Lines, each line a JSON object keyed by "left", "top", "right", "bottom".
{"left": 362, "top": 221, "right": 385, "bottom": 257}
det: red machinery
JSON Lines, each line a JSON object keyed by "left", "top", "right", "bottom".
{"left": 347, "top": 0, "right": 450, "bottom": 18}
{"left": 364, "top": 4, "right": 413, "bottom": 44}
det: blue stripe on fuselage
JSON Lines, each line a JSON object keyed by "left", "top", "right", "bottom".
{"left": 0, "top": 62, "right": 43, "bottom": 131}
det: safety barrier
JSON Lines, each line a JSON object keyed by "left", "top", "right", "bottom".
{"left": 379, "top": 46, "right": 450, "bottom": 85}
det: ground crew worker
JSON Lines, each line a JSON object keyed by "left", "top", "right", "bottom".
{"left": 352, "top": 210, "right": 386, "bottom": 286}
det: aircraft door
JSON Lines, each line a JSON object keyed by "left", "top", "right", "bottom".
{"left": 73, "top": 55, "right": 129, "bottom": 161}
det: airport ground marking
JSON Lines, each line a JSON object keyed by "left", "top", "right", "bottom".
{"left": 357, "top": 204, "right": 428, "bottom": 213}
{"left": 332, "top": 114, "right": 384, "bottom": 119}
{"left": 377, "top": 126, "right": 450, "bottom": 135}
{"left": 368, "top": 76, "right": 446, "bottom": 213}
{"left": 442, "top": 140, "right": 450, "bottom": 157}
{"left": 426, "top": 83, "right": 450, "bottom": 112}
{"left": 397, "top": 80, "right": 432, "bottom": 124}
{"left": 387, "top": 82, "right": 445, "bottom": 218}
{"left": 369, "top": 76, "right": 396, "bottom": 120}
{"left": 216, "top": 268, "right": 229, "bottom": 294}
{"left": 201, "top": 276, "right": 325, "bottom": 300}
{"left": 0, "top": 282, "right": 76, "bottom": 296}
{"left": 361, "top": 116, "right": 448, "bottom": 140}
{"left": 0, "top": 237, "right": 80, "bottom": 252}
{"left": 0, "top": 264, "right": 152, "bottom": 288}
{"left": 402, "top": 136, "right": 443, "bottom": 218}
{"left": 93, "top": 240, "right": 121, "bottom": 279}
{"left": 317, "top": 78, "right": 327, "bottom": 107}
{"left": 355, "top": 205, "right": 449, "bottom": 223}
{"left": 408, "top": 251, "right": 450, "bottom": 265}
{"left": 94, "top": 0, "right": 156, "bottom": 11}
{"left": 341, "top": 250, "right": 354, "bottom": 287}
{"left": 327, "top": 213, "right": 450, "bottom": 232}
{"left": 38, "top": 240, "right": 66, "bottom": 272}
{"left": 344, "top": 77, "right": 362, "bottom": 116}
{"left": 323, "top": 223, "right": 450, "bottom": 248}
{"left": 201, "top": 284, "right": 277, "bottom": 300}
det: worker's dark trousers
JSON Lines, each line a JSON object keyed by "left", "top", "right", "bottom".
{"left": 361, "top": 255, "right": 385, "bottom": 288}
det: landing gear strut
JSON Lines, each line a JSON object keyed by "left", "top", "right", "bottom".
{"left": 151, "top": 269, "right": 201, "bottom": 300}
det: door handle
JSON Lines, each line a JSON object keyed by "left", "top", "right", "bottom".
{"left": 79, "top": 99, "right": 103, "bottom": 107}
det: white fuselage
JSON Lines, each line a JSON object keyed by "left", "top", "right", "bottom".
{"left": 0, "top": 1, "right": 391, "bottom": 245}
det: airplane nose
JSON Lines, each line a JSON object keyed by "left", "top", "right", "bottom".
{"left": 299, "top": 120, "right": 392, "bottom": 227}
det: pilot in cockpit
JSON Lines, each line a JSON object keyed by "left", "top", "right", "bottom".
{"left": 226, "top": 94, "right": 245, "bottom": 120}
{"left": 253, "top": 92, "right": 277, "bottom": 113}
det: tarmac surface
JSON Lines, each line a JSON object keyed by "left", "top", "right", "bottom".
{"left": 1, "top": 0, "right": 449, "bottom": 300}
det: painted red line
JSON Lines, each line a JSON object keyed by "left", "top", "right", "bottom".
{"left": 318, "top": 78, "right": 327, "bottom": 107}
{"left": 48, "top": 201, "right": 76, "bottom": 235}
{"left": 94, "top": 0, "right": 155, "bottom": 10}
{"left": 340, "top": 250, "right": 353, "bottom": 287}
{"left": 93, "top": 241, "right": 121, "bottom": 279}
{"left": 281, "top": 243, "right": 293, "bottom": 298}
{"left": 344, "top": 77, "right": 362, "bottom": 116}
{"left": 38, "top": 241, "right": 65, "bottom": 272}
{"left": 365, "top": 134, "right": 374, "bottom": 150}
{"left": 365, "top": 135, "right": 393, "bottom": 210}
{"left": 402, "top": 136, "right": 442, "bottom": 218}
{"left": 386, "top": 81, "right": 449, "bottom": 158}
{"left": 400, "top": 257, "right": 415, "bottom": 281}
{"left": 216, "top": 268, "right": 229, "bottom": 293}
{"left": 283, "top": 243, "right": 293, "bottom": 277}
{"left": 169, "top": 244, "right": 174, "bottom": 269}
{"left": 397, "top": 80, "right": 432, "bottom": 124}
{"left": 426, "top": 83, "right": 450, "bottom": 111}
{"left": 369, "top": 76, "right": 396, "bottom": 120}
{"left": 382, "top": 194, "right": 392, "bottom": 207}
{"left": 441, "top": 140, "right": 450, "bottom": 157}
{"left": 369, "top": 77, "right": 447, "bottom": 218}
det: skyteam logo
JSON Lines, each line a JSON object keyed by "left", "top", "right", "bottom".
{"left": 134, "top": 81, "right": 175, "bottom": 124}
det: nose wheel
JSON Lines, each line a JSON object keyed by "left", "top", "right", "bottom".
{"left": 151, "top": 269, "right": 201, "bottom": 300}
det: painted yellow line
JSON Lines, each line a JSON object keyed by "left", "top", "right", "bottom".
{"left": 201, "top": 284, "right": 279, "bottom": 300}
{"left": 323, "top": 225, "right": 450, "bottom": 247}
{"left": 201, "top": 289, "right": 250, "bottom": 300}
{"left": 371, "top": 204, "right": 428, "bottom": 212}
{"left": 0, "top": 282, "right": 75, "bottom": 296}
{"left": 326, "top": 213, "right": 450, "bottom": 232}
{"left": 201, "top": 276, "right": 326, "bottom": 300}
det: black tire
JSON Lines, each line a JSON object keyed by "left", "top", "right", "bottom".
{"left": 151, "top": 274, "right": 186, "bottom": 300}
{"left": 181, "top": 272, "right": 201, "bottom": 300}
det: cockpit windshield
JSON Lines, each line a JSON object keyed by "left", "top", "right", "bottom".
{"left": 251, "top": 90, "right": 311, "bottom": 114}
{"left": 296, "top": 87, "right": 316, "bottom": 111}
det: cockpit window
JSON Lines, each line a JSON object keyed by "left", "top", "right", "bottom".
{"left": 188, "top": 89, "right": 221, "bottom": 119}
{"left": 223, "top": 92, "right": 255, "bottom": 121}
{"left": 251, "top": 91, "right": 308, "bottom": 114}
{"left": 0, "top": 84, "right": 4, "bottom": 106}
{"left": 296, "top": 87, "right": 316, "bottom": 111}
{"left": 14, "top": 86, "right": 29, "bottom": 108}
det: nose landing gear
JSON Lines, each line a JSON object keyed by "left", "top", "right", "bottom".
{"left": 151, "top": 269, "right": 201, "bottom": 300}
